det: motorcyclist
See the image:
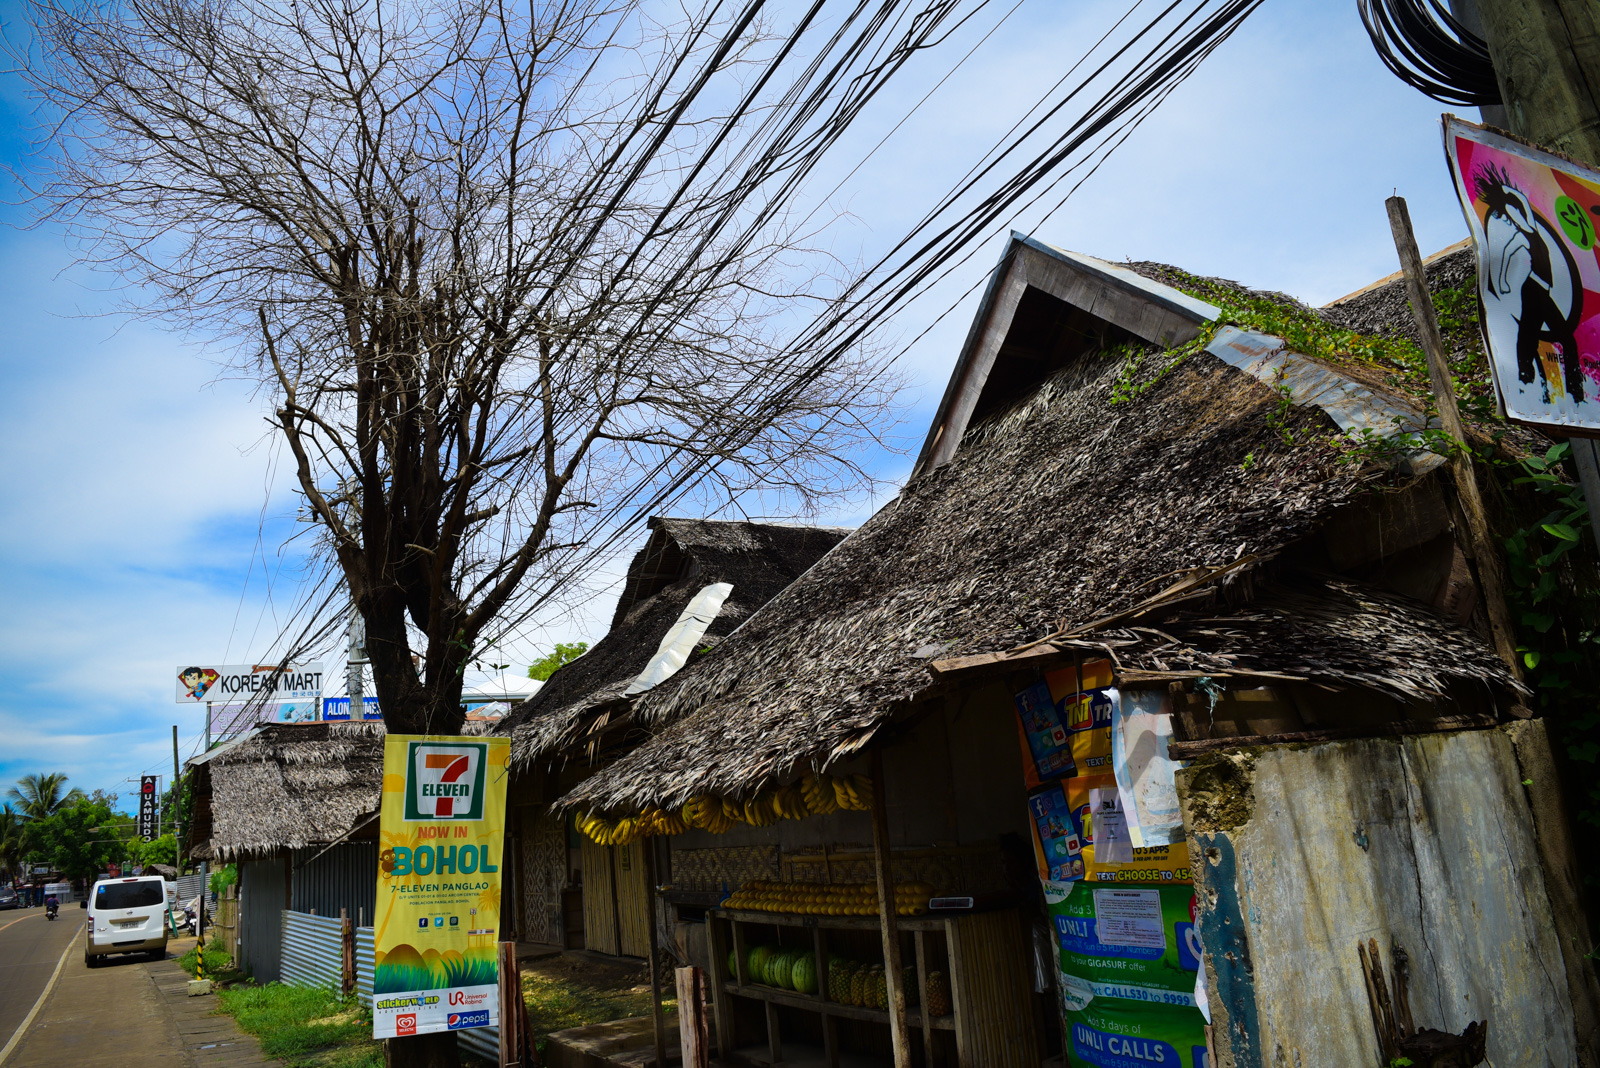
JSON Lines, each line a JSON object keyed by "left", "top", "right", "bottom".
{"left": 44, "top": 893, "right": 58, "bottom": 919}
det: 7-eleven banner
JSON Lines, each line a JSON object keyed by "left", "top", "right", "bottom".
{"left": 372, "top": 735, "right": 509, "bottom": 1040}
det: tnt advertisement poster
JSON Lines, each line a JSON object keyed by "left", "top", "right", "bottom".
{"left": 372, "top": 735, "right": 509, "bottom": 1040}
{"left": 1444, "top": 116, "right": 1600, "bottom": 433}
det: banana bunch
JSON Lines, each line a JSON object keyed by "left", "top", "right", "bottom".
{"left": 682, "top": 795, "right": 728, "bottom": 832}
{"left": 637, "top": 808, "right": 687, "bottom": 837}
{"left": 833, "top": 773, "right": 875, "bottom": 811}
{"left": 579, "top": 811, "right": 618, "bottom": 845}
{"left": 741, "top": 792, "right": 780, "bottom": 827}
{"left": 770, "top": 782, "right": 808, "bottom": 821}
{"left": 801, "top": 773, "right": 839, "bottom": 816}
{"left": 610, "top": 816, "right": 641, "bottom": 845}
{"left": 722, "top": 797, "right": 746, "bottom": 825}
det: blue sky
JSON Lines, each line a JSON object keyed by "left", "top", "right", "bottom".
{"left": 0, "top": 0, "right": 1477, "bottom": 806}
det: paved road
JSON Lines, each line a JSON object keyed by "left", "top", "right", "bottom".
{"left": 0, "top": 908, "right": 83, "bottom": 1056}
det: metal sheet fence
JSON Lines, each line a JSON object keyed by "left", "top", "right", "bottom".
{"left": 278, "top": 912, "right": 497, "bottom": 1062}
{"left": 280, "top": 911, "right": 345, "bottom": 990}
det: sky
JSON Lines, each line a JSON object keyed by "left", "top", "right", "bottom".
{"left": 0, "top": 0, "right": 1480, "bottom": 807}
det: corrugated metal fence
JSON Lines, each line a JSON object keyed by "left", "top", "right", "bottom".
{"left": 277, "top": 911, "right": 498, "bottom": 1063}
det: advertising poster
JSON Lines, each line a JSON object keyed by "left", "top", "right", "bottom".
{"left": 1444, "top": 115, "right": 1600, "bottom": 432}
{"left": 1065, "top": 776, "right": 1191, "bottom": 884}
{"left": 372, "top": 735, "right": 509, "bottom": 1040}
{"left": 322, "top": 696, "right": 383, "bottom": 721}
{"left": 176, "top": 663, "right": 324, "bottom": 704}
{"left": 210, "top": 700, "right": 319, "bottom": 739}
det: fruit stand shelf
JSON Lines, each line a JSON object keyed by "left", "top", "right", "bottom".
{"left": 714, "top": 907, "right": 947, "bottom": 931}
{"left": 721, "top": 980, "right": 956, "bottom": 1030}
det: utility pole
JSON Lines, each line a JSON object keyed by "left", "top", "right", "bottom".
{"left": 1472, "top": 0, "right": 1600, "bottom": 547}
{"left": 172, "top": 725, "right": 183, "bottom": 875}
{"left": 347, "top": 604, "right": 367, "bottom": 717}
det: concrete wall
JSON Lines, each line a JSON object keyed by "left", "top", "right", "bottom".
{"left": 1180, "top": 726, "right": 1583, "bottom": 1068}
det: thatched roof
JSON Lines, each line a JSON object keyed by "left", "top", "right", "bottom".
{"left": 195, "top": 719, "right": 495, "bottom": 859}
{"left": 557, "top": 237, "right": 1521, "bottom": 815}
{"left": 502, "top": 517, "right": 850, "bottom": 767}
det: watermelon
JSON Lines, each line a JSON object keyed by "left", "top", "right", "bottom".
{"left": 775, "top": 952, "right": 797, "bottom": 990}
{"left": 764, "top": 951, "right": 785, "bottom": 987}
{"left": 728, "top": 949, "right": 739, "bottom": 978}
{"left": 792, "top": 954, "right": 818, "bottom": 995}
{"left": 747, "top": 945, "right": 773, "bottom": 983}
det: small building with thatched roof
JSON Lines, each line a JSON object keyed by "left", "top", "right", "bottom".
{"left": 190, "top": 719, "right": 494, "bottom": 981}
{"left": 498, "top": 516, "right": 850, "bottom": 954}
{"left": 550, "top": 235, "right": 1593, "bottom": 1067}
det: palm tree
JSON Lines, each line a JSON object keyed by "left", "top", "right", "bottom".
{"left": 7, "top": 773, "right": 84, "bottom": 821}
{"left": 0, "top": 806, "right": 27, "bottom": 881}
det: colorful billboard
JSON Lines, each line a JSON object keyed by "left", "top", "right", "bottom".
{"left": 1444, "top": 115, "right": 1600, "bottom": 432}
{"left": 372, "top": 735, "right": 509, "bottom": 1040}
{"left": 210, "top": 700, "right": 319, "bottom": 738}
{"left": 175, "top": 663, "right": 324, "bottom": 704}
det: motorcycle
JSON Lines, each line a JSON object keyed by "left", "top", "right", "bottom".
{"left": 45, "top": 902, "right": 58, "bottom": 920}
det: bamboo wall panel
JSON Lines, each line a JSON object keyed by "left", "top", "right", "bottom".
{"left": 614, "top": 840, "right": 652, "bottom": 958}
{"left": 948, "top": 909, "right": 1039, "bottom": 1068}
{"left": 580, "top": 835, "right": 619, "bottom": 956}
{"left": 520, "top": 808, "right": 566, "bottom": 945}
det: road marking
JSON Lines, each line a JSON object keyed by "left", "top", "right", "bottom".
{"left": 0, "top": 921, "right": 83, "bottom": 1067}
{"left": 0, "top": 914, "right": 36, "bottom": 935}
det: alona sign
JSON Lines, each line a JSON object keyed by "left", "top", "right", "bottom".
{"left": 372, "top": 735, "right": 509, "bottom": 1040}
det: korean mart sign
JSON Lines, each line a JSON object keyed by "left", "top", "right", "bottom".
{"left": 175, "top": 663, "right": 324, "bottom": 704}
{"left": 372, "top": 735, "right": 509, "bottom": 1040}
{"left": 1444, "top": 115, "right": 1600, "bottom": 433}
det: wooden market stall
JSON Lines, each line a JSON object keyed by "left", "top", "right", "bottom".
{"left": 556, "top": 236, "right": 1591, "bottom": 1067}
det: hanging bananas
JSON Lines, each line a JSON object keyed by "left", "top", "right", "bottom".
{"left": 800, "top": 772, "right": 839, "bottom": 816}
{"left": 833, "top": 773, "right": 874, "bottom": 811}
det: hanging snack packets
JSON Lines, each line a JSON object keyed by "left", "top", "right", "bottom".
{"left": 1013, "top": 660, "right": 1115, "bottom": 789}
{"left": 1027, "top": 783, "right": 1085, "bottom": 882}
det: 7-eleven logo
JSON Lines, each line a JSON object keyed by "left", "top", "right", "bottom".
{"left": 404, "top": 742, "right": 487, "bottom": 821}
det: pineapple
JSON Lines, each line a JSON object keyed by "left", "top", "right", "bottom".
{"left": 849, "top": 965, "right": 868, "bottom": 1007}
{"left": 925, "top": 970, "right": 951, "bottom": 1017}
{"left": 902, "top": 965, "right": 920, "bottom": 1006}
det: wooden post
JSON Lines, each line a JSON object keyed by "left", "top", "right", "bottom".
{"left": 675, "top": 966, "right": 710, "bottom": 1068}
{"left": 340, "top": 907, "right": 355, "bottom": 996}
{"left": 870, "top": 749, "right": 912, "bottom": 1068}
{"left": 914, "top": 929, "right": 933, "bottom": 1065}
{"left": 644, "top": 843, "right": 668, "bottom": 1068}
{"left": 497, "top": 941, "right": 533, "bottom": 1067}
{"left": 1387, "top": 195, "right": 1524, "bottom": 681}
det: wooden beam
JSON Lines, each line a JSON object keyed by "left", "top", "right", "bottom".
{"left": 870, "top": 749, "right": 912, "bottom": 1068}
{"left": 927, "top": 644, "right": 1064, "bottom": 680}
{"left": 645, "top": 843, "right": 667, "bottom": 1068}
{"left": 1387, "top": 196, "right": 1523, "bottom": 682}
{"left": 675, "top": 967, "right": 709, "bottom": 1068}
{"left": 1167, "top": 713, "right": 1500, "bottom": 759}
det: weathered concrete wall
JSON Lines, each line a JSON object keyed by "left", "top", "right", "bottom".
{"left": 1179, "top": 727, "right": 1579, "bottom": 1068}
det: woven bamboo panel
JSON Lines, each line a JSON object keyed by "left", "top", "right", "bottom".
{"left": 670, "top": 844, "right": 780, "bottom": 892}
{"left": 783, "top": 846, "right": 1005, "bottom": 896}
{"left": 948, "top": 908, "right": 1040, "bottom": 1068}
{"left": 579, "top": 835, "right": 618, "bottom": 956}
{"left": 614, "top": 841, "right": 651, "bottom": 958}
{"left": 520, "top": 809, "right": 565, "bottom": 945}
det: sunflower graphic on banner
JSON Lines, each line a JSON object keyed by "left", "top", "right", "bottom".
{"left": 372, "top": 735, "right": 509, "bottom": 1040}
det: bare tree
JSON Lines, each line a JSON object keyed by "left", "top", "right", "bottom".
{"left": 15, "top": 0, "right": 922, "bottom": 734}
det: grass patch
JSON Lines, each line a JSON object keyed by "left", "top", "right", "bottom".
{"left": 178, "top": 939, "right": 241, "bottom": 983}
{"left": 217, "top": 983, "right": 383, "bottom": 1068}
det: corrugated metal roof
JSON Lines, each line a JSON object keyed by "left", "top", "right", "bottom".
{"left": 1204, "top": 325, "right": 1445, "bottom": 476}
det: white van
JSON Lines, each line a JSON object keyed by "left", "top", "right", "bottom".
{"left": 85, "top": 876, "right": 169, "bottom": 965}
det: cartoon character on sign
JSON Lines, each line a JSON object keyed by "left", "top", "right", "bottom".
{"left": 179, "top": 666, "right": 220, "bottom": 701}
{"left": 1476, "top": 164, "right": 1586, "bottom": 403}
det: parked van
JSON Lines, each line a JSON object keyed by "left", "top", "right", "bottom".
{"left": 85, "top": 876, "right": 169, "bottom": 965}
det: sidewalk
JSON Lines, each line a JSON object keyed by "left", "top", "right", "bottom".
{"left": 2, "top": 933, "right": 275, "bottom": 1068}
{"left": 146, "top": 939, "right": 277, "bottom": 1068}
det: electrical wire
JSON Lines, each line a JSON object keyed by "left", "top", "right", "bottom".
{"left": 1356, "top": 0, "right": 1500, "bottom": 106}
